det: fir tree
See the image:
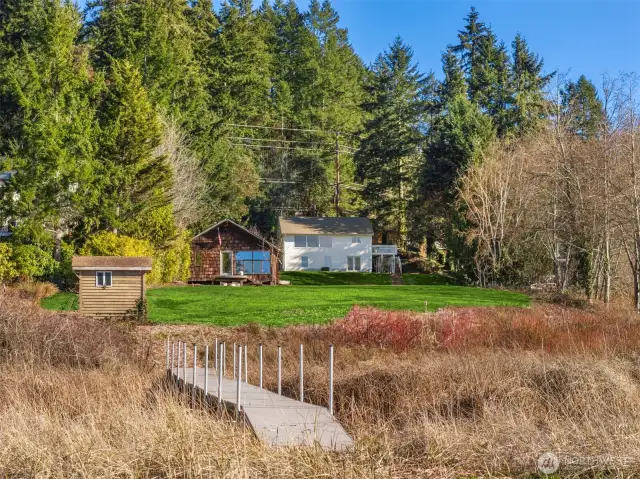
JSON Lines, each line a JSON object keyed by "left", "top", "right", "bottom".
{"left": 510, "top": 33, "right": 552, "bottom": 135}
{"left": 356, "top": 37, "right": 429, "bottom": 251}
{"left": 0, "top": 1, "right": 101, "bottom": 243}
{"left": 94, "top": 60, "right": 171, "bottom": 234}
{"left": 562, "top": 75, "right": 604, "bottom": 139}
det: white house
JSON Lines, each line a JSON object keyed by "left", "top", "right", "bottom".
{"left": 279, "top": 216, "right": 399, "bottom": 273}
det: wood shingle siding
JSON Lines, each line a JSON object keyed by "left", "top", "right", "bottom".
{"left": 190, "top": 220, "right": 279, "bottom": 284}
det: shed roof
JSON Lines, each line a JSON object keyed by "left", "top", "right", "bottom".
{"left": 72, "top": 256, "right": 152, "bottom": 271}
{"left": 278, "top": 217, "right": 373, "bottom": 236}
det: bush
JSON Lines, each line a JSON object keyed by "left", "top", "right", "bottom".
{"left": 11, "top": 281, "right": 59, "bottom": 301}
{"left": 0, "top": 243, "right": 18, "bottom": 284}
{"left": 11, "top": 244, "right": 57, "bottom": 281}
{"left": 80, "top": 231, "right": 160, "bottom": 282}
{"left": 320, "top": 266, "right": 330, "bottom": 272}
{"left": 0, "top": 295, "right": 137, "bottom": 367}
{"left": 329, "top": 306, "right": 427, "bottom": 352}
{"left": 153, "top": 229, "right": 191, "bottom": 283}
{"left": 80, "top": 231, "right": 190, "bottom": 285}
{"left": 80, "top": 231, "right": 155, "bottom": 258}
{"left": 51, "top": 241, "right": 76, "bottom": 289}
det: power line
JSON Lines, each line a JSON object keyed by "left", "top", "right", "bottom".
{"left": 225, "top": 123, "right": 361, "bottom": 143}
{"left": 259, "top": 178, "right": 297, "bottom": 184}
{"left": 228, "top": 142, "right": 354, "bottom": 155}
{"left": 227, "top": 136, "right": 335, "bottom": 147}
{"left": 225, "top": 123, "right": 323, "bottom": 133}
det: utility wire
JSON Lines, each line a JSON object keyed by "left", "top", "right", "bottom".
{"left": 228, "top": 142, "right": 354, "bottom": 155}
{"left": 228, "top": 136, "right": 335, "bottom": 147}
{"left": 228, "top": 136, "right": 358, "bottom": 152}
{"left": 225, "top": 122, "right": 361, "bottom": 142}
{"left": 225, "top": 123, "right": 322, "bottom": 133}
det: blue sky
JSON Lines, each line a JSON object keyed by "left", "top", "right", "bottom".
{"left": 323, "top": 0, "right": 640, "bottom": 85}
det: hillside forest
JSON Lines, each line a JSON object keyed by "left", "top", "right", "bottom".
{"left": 1, "top": 1, "right": 639, "bottom": 307}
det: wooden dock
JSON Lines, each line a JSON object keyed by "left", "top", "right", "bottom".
{"left": 169, "top": 361, "right": 353, "bottom": 451}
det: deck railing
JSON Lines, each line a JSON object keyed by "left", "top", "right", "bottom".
{"left": 165, "top": 337, "right": 336, "bottom": 416}
{"left": 372, "top": 244, "right": 397, "bottom": 255}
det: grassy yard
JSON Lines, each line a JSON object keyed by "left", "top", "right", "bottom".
{"left": 41, "top": 273, "right": 529, "bottom": 326}
{"left": 148, "top": 283, "right": 528, "bottom": 326}
{"left": 41, "top": 292, "right": 78, "bottom": 311}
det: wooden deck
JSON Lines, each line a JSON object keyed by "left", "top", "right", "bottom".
{"left": 170, "top": 367, "right": 353, "bottom": 451}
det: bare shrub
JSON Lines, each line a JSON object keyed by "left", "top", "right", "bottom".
{"left": 0, "top": 295, "right": 138, "bottom": 367}
{"left": 10, "top": 281, "right": 59, "bottom": 301}
{"left": 3, "top": 300, "right": 640, "bottom": 476}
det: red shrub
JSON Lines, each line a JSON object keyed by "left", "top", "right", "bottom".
{"left": 430, "top": 305, "right": 640, "bottom": 354}
{"left": 329, "top": 306, "right": 426, "bottom": 352}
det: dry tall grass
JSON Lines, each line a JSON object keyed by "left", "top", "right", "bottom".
{"left": 2, "top": 294, "right": 640, "bottom": 477}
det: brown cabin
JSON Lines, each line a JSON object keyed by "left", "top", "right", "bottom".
{"left": 190, "top": 219, "right": 279, "bottom": 285}
{"left": 72, "top": 256, "right": 152, "bottom": 317}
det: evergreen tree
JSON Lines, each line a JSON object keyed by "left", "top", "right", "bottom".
{"left": 355, "top": 37, "right": 429, "bottom": 251}
{"left": 211, "top": 0, "right": 273, "bottom": 124}
{"left": 510, "top": 33, "right": 552, "bottom": 135}
{"left": 306, "top": 0, "right": 365, "bottom": 214}
{"left": 93, "top": 60, "right": 171, "bottom": 234}
{"left": 562, "top": 75, "right": 604, "bottom": 138}
{"left": 0, "top": 1, "right": 101, "bottom": 245}
{"left": 452, "top": 6, "right": 488, "bottom": 100}
{"left": 85, "top": 0, "right": 215, "bottom": 153}
{"left": 438, "top": 47, "right": 467, "bottom": 107}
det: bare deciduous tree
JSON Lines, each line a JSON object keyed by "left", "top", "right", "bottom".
{"left": 155, "top": 117, "right": 208, "bottom": 228}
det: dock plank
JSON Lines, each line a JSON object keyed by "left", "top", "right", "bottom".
{"left": 172, "top": 367, "right": 353, "bottom": 451}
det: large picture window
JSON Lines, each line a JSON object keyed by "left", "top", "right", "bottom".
{"left": 236, "top": 251, "right": 271, "bottom": 274}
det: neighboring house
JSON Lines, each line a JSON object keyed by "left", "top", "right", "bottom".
{"left": 190, "top": 219, "right": 279, "bottom": 285}
{"left": 71, "top": 256, "right": 152, "bottom": 317}
{"left": 278, "top": 217, "right": 378, "bottom": 272}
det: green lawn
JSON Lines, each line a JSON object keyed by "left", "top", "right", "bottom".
{"left": 41, "top": 273, "right": 530, "bottom": 327}
{"left": 41, "top": 292, "right": 78, "bottom": 311}
{"left": 149, "top": 283, "right": 528, "bottom": 326}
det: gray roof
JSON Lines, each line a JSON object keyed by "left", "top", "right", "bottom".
{"left": 278, "top": 217, "right": 373, "bottom": 236}
{"left": 72, "top": 256, "right": 152, "bottom": 271}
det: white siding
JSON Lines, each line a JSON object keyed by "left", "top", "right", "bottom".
{"left": 282, "top": 234, "right": 372, "bottom": 272}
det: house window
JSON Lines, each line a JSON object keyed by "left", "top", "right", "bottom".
{"left": 195, "top": 251, "right": 203, "bottom": 267}
{"left": 347, "top": 256, "right": 361, "bottom": 271}
{"left": 294, "top": 235, "right": 306, "bottom": 247}
{"left": 301, "top": 256, "right": 309, "bottom": 268}
{"left": 320, "top": 236, "right": 332, "bottom": 247}
{"left": 294, "top": 235, "right": 321, "bottom": 247}
{"left": 236, "top": 251, "right": 271, "bottom": 274}
{"left": 96, "top": 271, "right": 112, "bottom": 287}
{"left": 324, "top": 256, "right": 331, "bottom": 269}
{"left": 221, "top": 251, "right": 233, "bottom": 275}
{"left": 352, "top": 236, "right": 362, "bottom": 244}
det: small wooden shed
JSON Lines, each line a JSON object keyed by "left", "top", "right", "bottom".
{"left": 72, "top": 256, "right": 152, "bottom": 317}
{"left": 190, "top": 219, "right": 279, "bottom": 285}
